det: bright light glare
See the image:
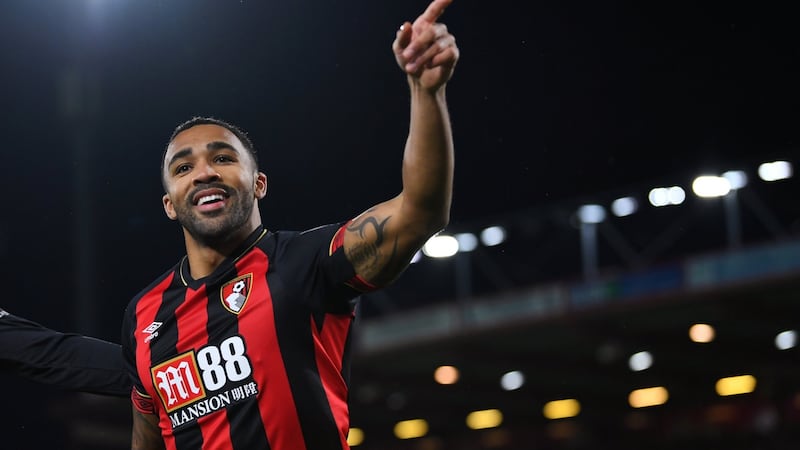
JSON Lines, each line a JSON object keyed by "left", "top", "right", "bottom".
{"left": 577, "top": 204, "right": 606, "bottom": 224}
{"left": 422, "top": 234, "right": 458, "bottom": 258}
{"left": 689, "top": 323, "right": 715, "bottom": 343}
{"left": 394, "top": 419, "right": 429, "bottom": 439}
{"left": 480, "top": 226, "right": 507, "bottom": 246}
{"left": 347, "top": 428, "right": 365, "bottom": 446}
{"left": 775, "top": 330, "right": 797, "bottom": 350}
{"left": 715, "top": 375, "right": 757, "bottom": 396}
{"left": 723, "top": 170, "right": 748, "bottom": 189}
{"left": 758, "top": 161, "right": 793, "bottom": 181}
{"left": 410, "top": 251, "right": 422, "bottom": 264}
{"left": 628, "top": 351, "right": 653, "bottom": 372}
{"left": 649, "top": 188, "right": 669, "bottom": 207}
{"left": 500, "top": 371, "right": 525, "bottom": 391}
{"left": 455, "top": 233, "right": 478, "bottom": 252}
{"left": 628, "top": 387, "right": 669, "bottom": 408}
{"left": 543, "top": 399, "right": 581, "bottom": 419}
{"left": 611, "top": 197, "right": 638, "bottom": 217}
{"left": 466, "top": 409, "right": 503, "bottom": 430}
{"left": 668, "top": 186, "right": 686, "bottom": 204}
{"left": 434, "top": 365, "right": 460, "bottom": 385}
{"left": 692, "top": 175, "right": 731, "bottom": 198}
{"left": 648, "top": 186, "right": 685, "bottom": 207}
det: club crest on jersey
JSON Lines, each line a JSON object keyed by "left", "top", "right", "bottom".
{"left": 221, "top": 273, "right": 252, "bottom": 314}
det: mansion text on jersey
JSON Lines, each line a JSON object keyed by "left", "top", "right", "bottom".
{"left": 170, "top": 382, "right": 259, "bottom": 428}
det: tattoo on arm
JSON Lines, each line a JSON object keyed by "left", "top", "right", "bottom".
{"left": 132, "top": 408, "right": 164, "bottom": 450}
{"left": 346, "top": 214, "right": 402, "bottom": 281}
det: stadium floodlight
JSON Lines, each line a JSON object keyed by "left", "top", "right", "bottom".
{"left": 715, "top": 375, "right": 756, "bottom": 397}
{"left": 393, "top": 419, "right": 429, "bottom": 439}
{"left": 611, "top": 197, "right": 638, "bottom": 217}
{"left": 422, "top": 234, "right": 458, "bottom": 258}
{"left": 577, "top": 204, "right": 606, "bottom": 224}
{"left": 758, "top": 160, "right": 793, "bottom": 182}
{"left": 692, "top": 175, "right": 731, "bottom": 198}
{"left": 433, "top": 365, "right": 460, "bottom": 385}
{"left": 648, "top": 186, "right": 686, "bottom": 207}
{"left": 347, "top": 428, "right": 365, "bottom": 447}
{"left": 628, "top": 351, "right": 653, "bottom": 372}
{"left": 775, "top": 330, "right": 797, "bottom": 350}
{"left": 689, "top": 323, "right": 715, "bottom": 343}
{"left": 722, "top": 170, "right": 748, "bottom": 189}
{"left": 667, "top": 186, "right": 686, "bottom": 204}
{"left": 480, "top": 226, "right": 507, "bottom": 246}
{"left": 466, "top": 409, "right": 503, "bottom": 430}
{"left": 543, "top": 399, "right": 581, "bottom": 419}
{"left": 500, "top": 371, "right": 525, "bottom": 391}
{"left": 455, "top": 233, "right": 478, "bottom": 252}
{"left": 649, "top": 188, "right": 669, "bottom": 207}
{"left": 628, "top": 387, "right": 668, "bottom": 408}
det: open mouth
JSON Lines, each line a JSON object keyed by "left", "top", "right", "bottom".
{"left": 197, "top": 194, "right": 225, "bottom": 206}
{"left": 191, "top": 188, "right": 229, "bottom": 211}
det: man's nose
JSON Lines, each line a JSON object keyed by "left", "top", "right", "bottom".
{"left": 192, "top": 161, "right": 220, "bottom": 184}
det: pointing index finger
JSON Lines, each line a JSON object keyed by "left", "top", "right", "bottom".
{"left": 417, "top": 0, "right": 453, "bottom": 25}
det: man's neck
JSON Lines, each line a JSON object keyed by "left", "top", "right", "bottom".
{"left": 182, "top": 223, "right": 260, "bottom": 279}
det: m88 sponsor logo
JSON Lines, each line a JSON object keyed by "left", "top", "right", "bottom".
{"left": 150, "top": 335, "right": 259, "bottom": 428}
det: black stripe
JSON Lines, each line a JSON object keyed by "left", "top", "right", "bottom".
{"left": 227, "top": 399, "right": 272, "bottom": 450}
{"left": 271, "top": 271, "right": 343, "bottom": 450}
{"left": 205, "top": 265, "right": 270, "bottom": 450}
{"left": 340, "top": 322, "right": 354, "bottom": 387}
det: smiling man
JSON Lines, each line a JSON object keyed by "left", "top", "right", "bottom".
{"left": 120, "top": 1, "right": 459, "bottom": 449}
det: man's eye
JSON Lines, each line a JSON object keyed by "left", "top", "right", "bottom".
{"left": 175, "top": 164, "right": 191, "bottom": 174}
{"left": 215, "top": 155, "right": 234, "bottom": 163}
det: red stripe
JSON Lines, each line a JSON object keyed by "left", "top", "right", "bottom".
{"left": 175, "top": 285, "right": 208, "bottom": 352}
{"left": 330, "top": 223, "right": 379, "bottom": 293}
{"left": 134, "top": 274, "right": 176, "bottom": 450}
{"left": 199, "top": 411, "right": 231, "bottom": 450}
{"left": 311, "top": 314, "right": 353, "bottom": 449}
{"left": 328, "top": 223, "right": 348, "bottom": 255}
{"left": 345, "top": 274, "right": 378, "bottom": 293}
{"left": 236, "top": 250, "right": 306, "bottom": 449}
{"left": 174, "top": 285, "right": 233, "bottom": 449}
{"left": 131, "top": 387, "right": 155, "bottom": 414}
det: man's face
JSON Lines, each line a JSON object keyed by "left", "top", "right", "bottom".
{"left": 162, "top": 124, "right": 266, "bottom": 244}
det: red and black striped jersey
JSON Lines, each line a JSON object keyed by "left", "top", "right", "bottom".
{"left": 121, "top": 223, "right": 371, "bottom": 450}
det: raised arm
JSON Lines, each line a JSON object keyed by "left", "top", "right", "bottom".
{"left": 343, "top": 0, "right": 459, "bottom": 286}
{"left": 0, "top": 308, "right": 130, "bottom": 397}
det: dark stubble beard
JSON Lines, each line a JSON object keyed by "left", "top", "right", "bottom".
{"left": 174, "top": 188, "right": 255, "bottom": 248}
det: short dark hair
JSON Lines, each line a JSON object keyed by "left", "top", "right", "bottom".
{"left": 161, "top": 116, "right": 259, "bottom": 181}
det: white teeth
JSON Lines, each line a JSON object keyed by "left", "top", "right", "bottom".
{"left": 197, "top": 194, "right": 224, "bottom": 205}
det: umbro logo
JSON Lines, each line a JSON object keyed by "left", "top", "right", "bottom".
{"left": 142, "top": 321, "right": 163, "bottom": 344}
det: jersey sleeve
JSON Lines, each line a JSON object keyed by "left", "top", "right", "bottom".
{"left": 287, "top": 222, "right": 377, "bottom": 314}
{"left": 120, "top": 304, "right": 157, "bottom": 414}
{"left": 0, "top": 308, "right": 130, "bottom": 397}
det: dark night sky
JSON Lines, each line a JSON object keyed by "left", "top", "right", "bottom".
{"left": 1, "top": 0, "right": 799, "bottom": 341}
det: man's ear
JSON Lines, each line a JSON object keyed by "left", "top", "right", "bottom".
{"left": 255, "top": 172, "right": 268, "bottom": 199}
{"left": 163, "top": 193, "right": 178, "bottom": 220}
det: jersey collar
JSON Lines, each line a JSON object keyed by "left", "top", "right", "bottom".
{"left": 178, "top": 225, "right": 269, "bottom": 287}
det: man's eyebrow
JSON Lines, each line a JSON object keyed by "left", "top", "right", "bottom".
{"left": 207, "top": 141, "right": 240, "bottom": 153}
{"left": 167, "top": 142, "right": 239, "bottom": 169}
{"left": 167, "top": 148, "right": 193, "bottom": 169}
